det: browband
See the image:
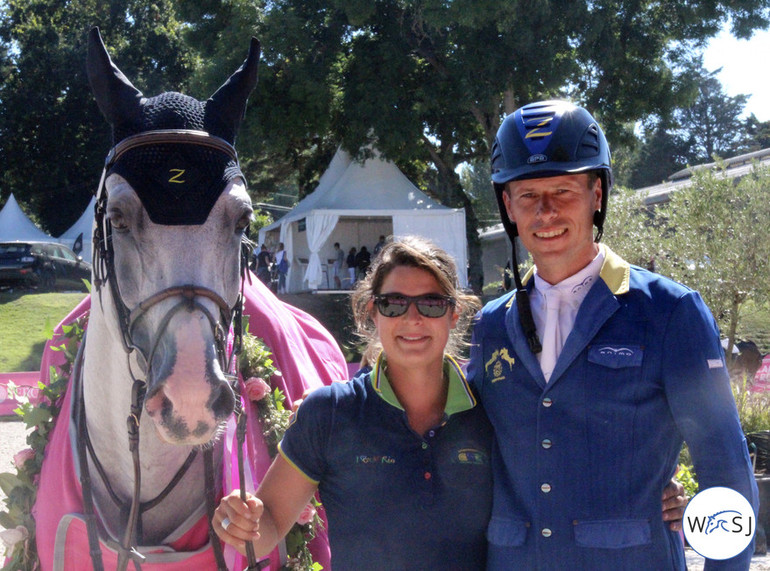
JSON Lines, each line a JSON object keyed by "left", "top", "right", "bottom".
{"left": 105, "top": 129, "right": 239, "bottom": 168}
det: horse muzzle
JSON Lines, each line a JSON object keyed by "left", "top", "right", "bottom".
{"left": 129, "top": 287, "right": 237, "bottom": 445}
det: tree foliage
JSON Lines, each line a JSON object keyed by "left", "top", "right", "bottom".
{"left": 0, "top": 0, "right": 194, "bottom": 235}
{"left": 622, "top": 62, "right": 763, "bottom": 189}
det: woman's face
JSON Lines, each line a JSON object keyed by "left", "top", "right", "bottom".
{"left": 371, "top": 265, "right": 458, "bottom": 371}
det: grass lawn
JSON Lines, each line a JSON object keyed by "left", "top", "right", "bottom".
{"left": 0, "top": 291, "right": 87, "bottom": 372}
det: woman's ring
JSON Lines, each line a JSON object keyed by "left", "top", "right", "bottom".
{"left": 221, "top": 517, "right": 231, "bottom": 531}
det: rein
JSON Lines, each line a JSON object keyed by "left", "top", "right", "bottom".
{"left": 85, "top": 130, "right": 261, "bottom": 571}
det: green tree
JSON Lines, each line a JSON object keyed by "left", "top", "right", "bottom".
{"left": 655, "top": 165, "right": 770, "bottom": 354}
{"left": 0, "top": 0, "right": 194, "bottom": 235}
{"left": 676, "top": 67, "right": 750, "bottom": 163}
{"left": 624, "top": 62, "right": 755, "bottom": 189}
{"left": 743, "top": 114, "right": 770, "bottom": 152}
{"left": 602, "top": 185, "right": 662, "bottom": 270}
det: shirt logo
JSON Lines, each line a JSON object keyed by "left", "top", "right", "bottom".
{"left": 485, "top": 348, "right": 515, "bottom": 383}
{"left": 355, "top": 455, "right": 396, "bottom": 465}
{"left": 454, "top": 448, "right": 487, "bottom": 465}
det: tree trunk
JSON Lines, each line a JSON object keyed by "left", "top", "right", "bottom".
{"left": 424, "top": 139, "right": 484, "bottom": 293}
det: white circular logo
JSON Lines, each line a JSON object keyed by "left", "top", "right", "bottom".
{"left": 683, "top": 486, "right": 755, "bottom": 560}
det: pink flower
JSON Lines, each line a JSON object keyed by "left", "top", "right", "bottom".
{"left": 296, "top": 503, "right": 316, "bottom": 526}
{"left": 244, "top": 377, "right": 271, "bottom": 402}
{"left": 13, "top": 448, "right": 34, "bottom": 470}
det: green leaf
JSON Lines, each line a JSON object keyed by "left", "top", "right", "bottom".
{"left": 0, "top": 473, "right": 23, "bottom": 497}
{"left": 43, "top": 318, "right": 54, "bottom": 341}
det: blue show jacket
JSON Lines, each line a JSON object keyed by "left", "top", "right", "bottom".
{"left": 468, "top": 245, "right": 758, "bottom": 570}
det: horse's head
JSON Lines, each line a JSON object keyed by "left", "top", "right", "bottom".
{"left": 86, "top": 28, "right": 259, "bottom": 446}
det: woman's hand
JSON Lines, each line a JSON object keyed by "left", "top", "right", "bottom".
{"left": 214, "top": 489, "right": 263, "bottom": 556}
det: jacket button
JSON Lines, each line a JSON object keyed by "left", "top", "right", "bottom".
{"left": 542, "top": 397, "right": 553, "bottom": 407}
{"left": 541, "top": 438, "right": 552, "bottom": 449}
{"left": 541, "top": 528, "right": 552, "bottom": 538}
{"left": 540, "top": 483, "right": 552, "bottom": 493}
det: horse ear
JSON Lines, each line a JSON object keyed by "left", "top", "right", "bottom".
{"left": 86, "top": 27, "right": 144, "bottom": 127}
{"left": 207, "top": 38, "right": 261, "bottom": 139}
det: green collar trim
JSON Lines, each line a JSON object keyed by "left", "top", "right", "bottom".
{"left": 371, "top": 353, "right": 476, "bottom": 415}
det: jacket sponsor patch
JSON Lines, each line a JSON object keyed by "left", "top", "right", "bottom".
{"left": 588, "top": 344, "right": 643, "bottom": 369}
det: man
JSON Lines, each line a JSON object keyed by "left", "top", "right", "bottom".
{"left": 468, "top": 100, "right": 758, "bottom": 569}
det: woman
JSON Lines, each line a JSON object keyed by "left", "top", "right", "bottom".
{"left": 215, "top": 237, "right": 688, "bottom": 569}
{"left": 216, "top": 236, "right": 491, "bottom": 569}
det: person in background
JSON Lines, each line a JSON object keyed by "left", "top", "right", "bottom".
{"left": 346, "top": 246, "right": 357, "bottom": 287}
{"left": 274, "top": 242, "right": 289, "bottom": 294}
{"left": 355, "top": 245, "right": 371, "bottom": 280}
{"left": 373, "top": 234, "right": 386, "bottom": 257}
{"left": 469, "top": 99, "right": 758, "bottom": 569}
{"left": 255, "top": 244, "right": 272, "bottom": 285}
{"left": 332, "top": 242, "right": 344, "bottom": 289}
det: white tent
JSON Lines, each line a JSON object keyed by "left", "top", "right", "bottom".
{"left": 259, "top": 148, "right": 468, "bottom": 291}
{"left": 0, "top": 194, "right": 58, "bottom": 243}
{"left": 57, "top": 196, "right": 95, "bottom": 263}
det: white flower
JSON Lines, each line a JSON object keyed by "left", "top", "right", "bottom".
{"left": 0, "top": 526, "right": 28, "bottom": 549}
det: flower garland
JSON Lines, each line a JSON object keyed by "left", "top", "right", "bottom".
{"left": 0, "top": 316, "right": 322, "bottom": 571}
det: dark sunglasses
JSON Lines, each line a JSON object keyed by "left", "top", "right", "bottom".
{"left": 373, "top": 293, "right": 455, "bottom": 318}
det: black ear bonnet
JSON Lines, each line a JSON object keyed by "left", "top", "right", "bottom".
{"left": 87, "top": 27, "right": 260, "bottom": 225}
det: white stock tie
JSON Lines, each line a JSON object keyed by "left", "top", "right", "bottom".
{"left": 540, "top": 287, "right": 565, "bottom": 383}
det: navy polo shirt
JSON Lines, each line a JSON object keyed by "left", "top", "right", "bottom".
{"left": 279, "top": 355, "right": 493, "bottom": 570}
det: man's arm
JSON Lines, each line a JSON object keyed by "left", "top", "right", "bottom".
{"left": 663, "top": 291, "right": 758, "bottom": 568}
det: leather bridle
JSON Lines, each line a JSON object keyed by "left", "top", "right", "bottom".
{"left": 82, "top": 129, "right": 261, "bottom": 570}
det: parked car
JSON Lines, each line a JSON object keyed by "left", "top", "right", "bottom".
{"left": 0, "top": 241, "right": 91, "bottom": 292}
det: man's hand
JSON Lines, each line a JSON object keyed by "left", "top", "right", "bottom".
{"left": 662, "top": 478, "right": 689, "bottom": 532}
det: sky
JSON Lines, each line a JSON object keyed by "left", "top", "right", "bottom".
{"left": 703, "top": 26, "right": 770, "bottom": 122}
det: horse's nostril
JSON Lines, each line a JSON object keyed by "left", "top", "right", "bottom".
{"left": 211, "top": 381, "right": 235, "bottom": 420}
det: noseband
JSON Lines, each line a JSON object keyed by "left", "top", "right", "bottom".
{"left": 83, "top": 130, "right": 257, "bottom": 571}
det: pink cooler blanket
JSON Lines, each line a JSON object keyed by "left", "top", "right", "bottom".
{"left": 33, "top": 275, "right": 348, "bottom": 570}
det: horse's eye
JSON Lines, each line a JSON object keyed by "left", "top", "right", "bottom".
{"left": 108, "top": 210, "right": 129, "bottom": 232}
{"left": 235, "top": 211, "right": 252, "bottom": 233}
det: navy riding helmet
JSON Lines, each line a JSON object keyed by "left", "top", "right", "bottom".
{"left": 490, "top": 100, "right": 612, "bottom": 239}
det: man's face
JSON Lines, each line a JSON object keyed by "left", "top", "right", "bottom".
{"left": 502, "top": 173, "right": 602, "bottom": 283}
